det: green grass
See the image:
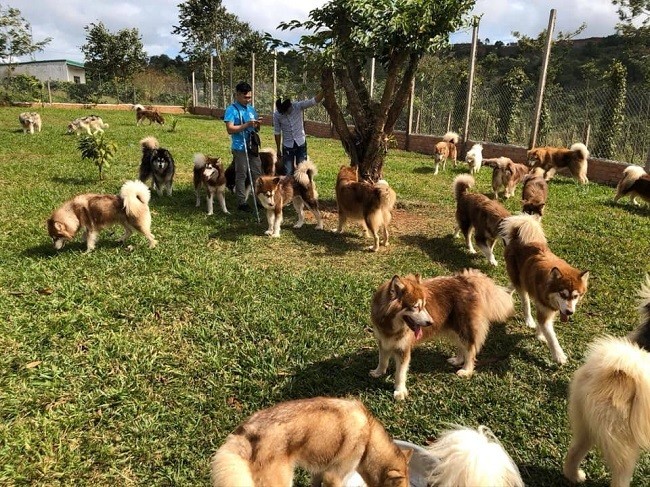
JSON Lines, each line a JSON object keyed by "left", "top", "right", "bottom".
{"left": 0, "top": 106, "right": 649, "bottom": 486}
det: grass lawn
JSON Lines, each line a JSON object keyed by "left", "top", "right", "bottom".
{"left": 0, "top": 106, "right": 649, "bottom": 486}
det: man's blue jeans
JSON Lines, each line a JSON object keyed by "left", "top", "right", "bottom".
{"left": 282, "top": 141, "right": 307, "bottom": 176}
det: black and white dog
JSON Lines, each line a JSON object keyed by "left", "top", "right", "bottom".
{"left": 139, "top": 136, "right": 175, "bottom": 196}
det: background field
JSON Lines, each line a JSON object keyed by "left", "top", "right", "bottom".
{"left": 0, "top": 107, "right": 648, "bottom": 486}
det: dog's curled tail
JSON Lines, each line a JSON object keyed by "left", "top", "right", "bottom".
{"left": 193, "top": 153, "right": 207, "bottom": 169}
{"left": 453, "top": 174, "right": 475, "bottom": 200}
{"left": 570, "top": 142, "right": 590, "bottom": 160}
{"left": 463, "top": 269, "right": 515, "bottom": 323}
{"left": 499, "top": 213, "right": 546, "bottom": 247}
{"left": 210, "top": 437, "right": 255, "bottom": 487}
{"left": 133, "top": 104, "right": 145, "bottom": 112}
{"left": 140, "top": 136, "right": 159, "bottom": 151}
{"left": 295, "top": 159, "right": 319, "bottom": 199}
{"left": 120, "top": 180, "right": 151, "bottom": 218}
{"left": 443, "top": 131, "right": 460, "bottom": 145}
{"left": 426, "top": 425, "right": 524, "bottom": 487}
{"left": 374, "top": 180, "right": 397, "bottom": 210}
{"left": 584, "top": 335, "right": 650, "bottom": 449}
{"left": 616, "top": 165, "right": 647, "bottom": 197}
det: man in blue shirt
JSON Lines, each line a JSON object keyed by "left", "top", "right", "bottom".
{"left": 273, "top": 90, "right": 324, "bottom": 176}
{"left": 224, "top": 81, "right": 262, "bottom": 212}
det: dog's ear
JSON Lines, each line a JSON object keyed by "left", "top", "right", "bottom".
{"left": 549, "top": 267, "right": 562, "bottom": 282}
{"left": 399, "top": 448, "right": 413, "bottom": 463}
{"left": 580, "top": 270, "right": 590, "bottom": 286}
{"left": 389, "top": 275, "right": 405, "bottom": 301}
{"left": 413, "top": 273, "right": 422, "bottom": 284}
{"left": 255, "top": 178, "right": 264, "bottom": 192}
{"left": 272, "top": 176, "right": 281, "bottom": 186}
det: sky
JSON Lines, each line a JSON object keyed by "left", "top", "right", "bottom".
{"left": 9, "top": 0, "right": 623, "bottom": 63}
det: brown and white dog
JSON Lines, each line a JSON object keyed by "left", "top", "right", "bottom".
{"left": 47, "top": 180, "right": 157, "bottom": 252}
{"left": 225, "top": 147, "right": 282, "bottom": 195}
{"left": 19, "top": 112, "right": 42, "bottom": 134}
{"left": 133, "top": 104, "right": 165, "bottom": 126}
{"left": 255, "top": 160, "right": 323, "bottom": 237}
{"left": 432, "top": 131, "right": 459, "bottom": 175}
{"left": 521, "top": 167, "right": 548, "bottom": 217}
{"left": 453, "top": 174, "right": 511, "bottom": 266}
{"left": 500, "top": 214, "right": 589, "bottom": 364}
{"left": 563, "top": 276, "right": 650, "bottom": 487}
{"left": 210, "top": 397, "right": 412, "bottom": 486}
{"left": 527, "top": 142, "right": 589, "bottom": 184}
{"left": 67, "top": 115, "right": 109, "bottom": 135}
{"left": 194, "top": 154, "right": 228, "bottom": 215}
{"left": 370, "top": 270, "right": 515, "bottom": 400}
{"left": 334, "top": 166, "right": 397, "bottom": 252}
{"left": 614, "top": 165, "right": 650, "bottom": 206}
{"left": 483, "top": 157, "right": 530, "bottom": 199}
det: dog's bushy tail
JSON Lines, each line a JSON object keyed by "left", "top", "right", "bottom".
{"left": 616, "top": 165, "right": 647, "bottom": 197}
{"left": 295, "top": 159, "right": 319, "bottom": 199}
{"left": 426, "top": 425, "right": 524, "bottom": 487}
{"left": 443, "top": 131, "right": 460, "bottom": 145}
{"left": 193, "top": 153, "right": 207, "bottom": 169}
{"left": 499, "top": 213, "right": 546, "bottom": 247}
{"left": 453, "top": 174, "right": 475, "bottom": 200}
{"left": 140, "top": 136, "right": 159, "bottom": 151}
{"left": 210, "top": 436, "right": 255, "bottom": 487}
{"left": 373, "top": 180, "right": 397, "bottom": 211}
{"left": 133, "top": 104, "right": 145, "bottom": 112}
{"left": 582, "top": 333, "right": 650, "bottom": 450}
{"left": 120, "top": 180, "right": 151, "bottom": 218}
{"left": 570, "top": 142, "right": 590, "bottom": 160}
{"left": 462, "top": 268, "right": 515, "bottom": 324}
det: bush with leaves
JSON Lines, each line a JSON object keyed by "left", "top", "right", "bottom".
{"left": 0, "top": 74, "right": 42, "bottom": 103}
{"left": 78, "top": 133, "right": 117, "bottom": 180}
{"left": 495, "top": 67, "right": 529, "bottom": 144}
{"left": 594, "top": 60, "right": 627, "bottom": 159}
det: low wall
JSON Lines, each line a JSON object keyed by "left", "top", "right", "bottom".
{"left": 16, "top": 101, "right": 186, "bottom": 114}
{"left": 192, "top": 108, "right": 630, "bottom": 186}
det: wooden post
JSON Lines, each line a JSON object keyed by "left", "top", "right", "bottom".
{"left": 47, "top": 80, "right": 52, "bottom": 104}
{"left": 209, "top": 55, "right": 214, "bottom": 108}
{"left": 462, "top": 18, "right": 479, "bottom": 150}
{"left": 192, "top": 71, "right": 196, "bottom": 107}
{"left": 583, "top": 123, "right": 591, "bottom": 147}
{"left": 406, "top": 77, "right": 415, "bottom": 150}
{"left": 272, "top": 51, "right": 277, "bottom": 115}
{"left": 447, "top": 111, "right": 452, "bottom": 133}
{"left": 251, "top": 52, "right": 256, "bottom": 106}
{"left": 529, "top": 9, "right": 556, "bottom": 149}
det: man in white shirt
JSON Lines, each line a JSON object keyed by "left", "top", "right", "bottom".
{"left": 273, "top": 90, "right": 324, "bottom": 176}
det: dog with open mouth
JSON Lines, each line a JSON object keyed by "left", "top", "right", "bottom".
{"left": 369, "top": 269, "right": 515, "bottom": 400}
{"left": 500, "top": 214, "right": 589, "bottom": 365}
{"left": 194, "top": 153, "right": 228, "bottom": 215}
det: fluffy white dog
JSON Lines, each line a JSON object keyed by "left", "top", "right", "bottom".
{"left": 465, "top": 143, "right": 483, "bottom": 174}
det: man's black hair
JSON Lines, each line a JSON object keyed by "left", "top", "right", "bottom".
{"left": 235, "top": 81, "right": 252, "bottom": 93}
{"left": 276, "top": 98, "right": 291, "bottom": 114}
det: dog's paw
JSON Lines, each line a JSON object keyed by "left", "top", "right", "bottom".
{"left": 148, "top": 239, "right": 158, "bottom": 249}
{"left": 563, "top": 467, "right": 586, "bottom": 484}
{"left": 271, "top": 233, "right": 281, "bottom": 238}
{"left": 447, "top": 356, "right": 464, "bottom": 366}
{"left": 488, "top": 257, "right": 498, "bottom": 266}
{"left": 207, "top": 211, "right": 214, "bottom": 216}
{"left": 535, "top": 332, "right": 548, "bottom": 343}
{"left": 526, "top": 318, "right": 538, "bottom": 329}
{"left": 223, "top": 210, "right": 230, "bottom": 215}
{"left": 264, "top": 230, "right": 273, "bottom": 236}
{"left": 393, "top": 389, "right": 408, "bottom": 401}
{"left": 369, "top": 368, "right": 385, "bottom": 378}
{"left": 553, "top": 351, "right": 568, "bottom": 365}
{"left": 293, "top": 222, "right": 304, "bottom": 228}
{"left": 315, "top": 224, "right": 324, "bottom": 230}
{"left": 366, "top": 245, "right": 379, "bottom": 252}
{"left": 456, "top": 368, "right": 474, "bottom": 378}
{"left": 467, "top": 248, "right": 477, "bottom": 254}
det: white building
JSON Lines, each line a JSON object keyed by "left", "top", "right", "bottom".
{"left": 0, "top": 59, "right": 86, "bottom": 84}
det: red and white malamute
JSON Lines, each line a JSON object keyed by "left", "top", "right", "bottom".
{"left": 500, "top": 214, "right": 589, "bottom": 364}
{"left": 369, "top": 269, "right": 514, "bottom": 400}
{"left": 194, "top": 153, "right": 228, "bottom": 215}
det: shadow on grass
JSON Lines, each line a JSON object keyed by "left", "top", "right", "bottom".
{"left": 51, "top": 176, "right": 96, "bottom": 186}
{"left": 602, "top": 198, "right": 650, "bottom": 217}
{"left": 518, "top": 464, "right": 584, "bottom": 487}
{"left": 413, "top": 165, "right": 435, "bottom": 174}
{"left": 399, "top": 233, "right": 475, "bottom": 270}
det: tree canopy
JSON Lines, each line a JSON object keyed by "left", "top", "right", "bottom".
{"left": 274, "top": 0, "right": 475, "bottom": 180}
{"left": 0, "top": 4, "right": 51, "bottom": 65}
{"left": 81, "top": 22, "right": 147, "bottom": 84}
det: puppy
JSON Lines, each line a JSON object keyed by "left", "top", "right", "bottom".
{"left": 453, "top": 174, "right": 511, "bottom": 266}
{"left": 255, "top": 160, "right": 323, "bottom": 237}
{"left": 18, "top": 112, "right": 42, "bottom": 134}
{"left": 370, "top": 269, "right": 514, "bottom": 399}
{"left": 334, "top": 165, "right": 397, "bottom": 252}
{"left": 133, "top": 104, "right": 165, "bottom": 125}
{"left": 210, "top": 397, "right": 412, "bottom": 486}
{"left": 614, "top": 165, "right": 650, "bottom": 206}
{"left": 500, "top": 214, "right": 589, "bottom": 364}
{"left": 483, "top": 157, "right": 530, "bottom": 199}
{"left": 47, "top": 180, "right": 157, "bottom": 252}
{"left": 521, "top": 167, "right": 548, "bottom": 217}
{"left": 527, "top": 142, "right": 589, "bottom": 184}
{"left": 194, "top": 154, "right": 228, "bottom": 215}
{"left": 139, "top": 136, "right": 175, "bottom": 196}
{"left": 67, "top": 115, "right": 109, "bottom": 135}
{"left": 432, "top": 131, "right": 459, "bottom": 175}
{"left": 427, "top": 426, "right": 524, "bottom": 487}
{"left": 563, "top": 276, "right": 650, "bottom": 487}
{"left": 465, "top": 143, "right": 483, "bottom": 174}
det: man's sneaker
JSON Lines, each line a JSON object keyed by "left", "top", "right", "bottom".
{"left": 237, "top": 203, "right": 251, "bottom": 212}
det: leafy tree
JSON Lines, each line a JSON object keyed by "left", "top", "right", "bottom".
{"left": 594, "top": 60, "right": 627, "bottom": 159}
{"left": 81, "top": 22, "right": 147, "bottom": 101}
{"left": 274, "top": 0, "right": 475, "bottom": 181}
{"left": 613, "top": 0, "right": 650, "bottom": 26}
{"left": 173, "top": 0, "right": 250, "bottom": 107}
{"left": 495, "top": 67, "right": 528, "bottom": 144}
{"left": 0, "top": 4, "right": 51, "bottom": 66}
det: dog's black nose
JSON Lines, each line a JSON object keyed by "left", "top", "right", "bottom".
{"left": 565, "top": 309, "right": 574, "bottom": 316}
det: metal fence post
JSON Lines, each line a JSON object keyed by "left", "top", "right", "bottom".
{"left": 273, "top": 51, "right": 277, "bottom": 115}
{"left": 251, "top": 52, "right": 256, "bottom": 106}
{"left": 529, "top": 9, "right": 556, "bottom": 149}
{"left": 406, "top": 77, "right": 415, "bottom": 150}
